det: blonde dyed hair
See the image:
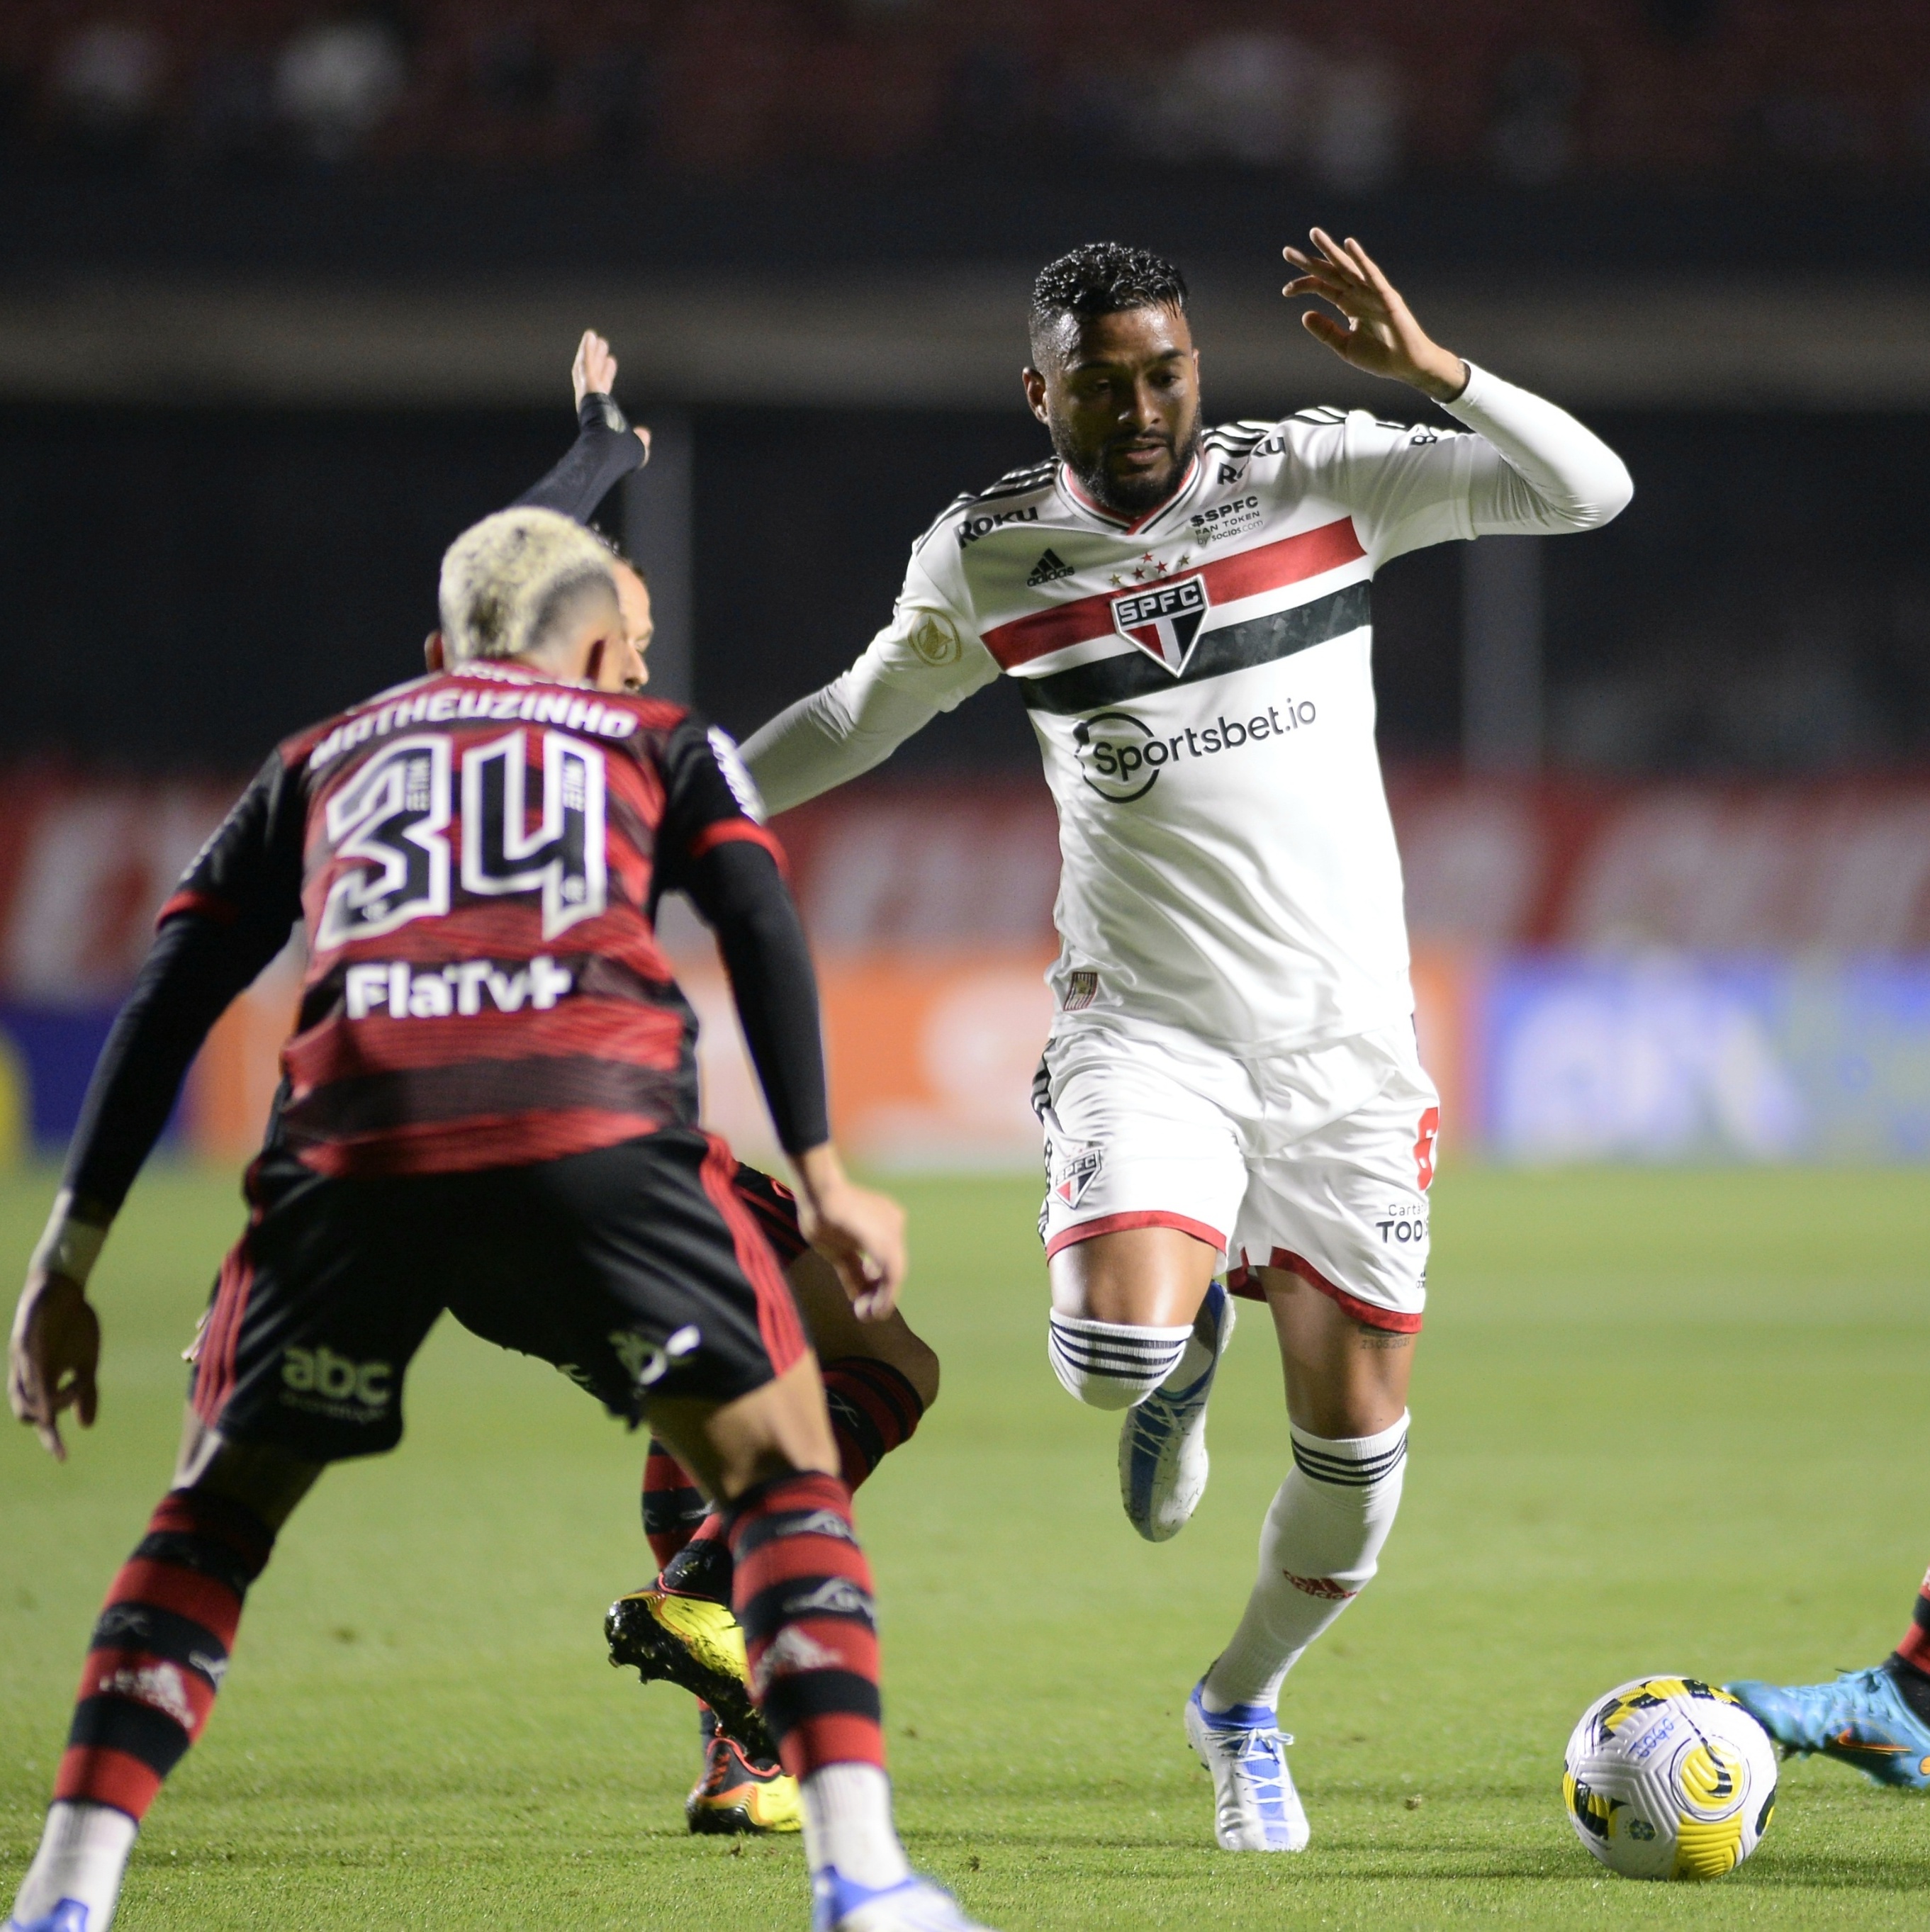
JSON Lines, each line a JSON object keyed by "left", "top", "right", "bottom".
{"left": 437, "top": 507, "right": 619, "bottom": 663}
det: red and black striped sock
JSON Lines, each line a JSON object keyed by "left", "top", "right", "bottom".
{"left": 821, "top": 1358, "right": 926, "bottom": 1493}
{"left": 1887, "top": 1565, "right": 1930, "bottom": 1722}
{"left": 651, "top": 1362, "right": 926, "bottom": 1607}
{"left": 726, "top": 1471, "right": 884, "bottom": 1780}
{"left": 641, "top": 1436, "right": 710, "bottom": 1573}
{"left": 55, "top": 1489, "right": 275, "bottom": 1819}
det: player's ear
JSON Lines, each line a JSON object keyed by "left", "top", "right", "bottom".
{"left": 1021, "top": 366, "right": 1050, "bottom": 426}
{"left": 424, "top": 631, "right": 447, "bottom": 673}
{"left": 584, "top": 638, "right": 606, "bottom": 687}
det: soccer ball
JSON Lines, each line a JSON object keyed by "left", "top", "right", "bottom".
{"left": 1562, "top": 1676, "right": 1778, "bottom": 1880}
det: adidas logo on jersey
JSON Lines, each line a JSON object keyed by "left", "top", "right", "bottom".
{"left": 1026, "top": 548, "right": 1075, "bottom": 588}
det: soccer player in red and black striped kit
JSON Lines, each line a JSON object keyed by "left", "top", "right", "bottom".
{"left": 515, "top": 332, "right": 944, "bottom": 1836}
{"left": 6, "top": 507, "right": 992, "bottom": 1932}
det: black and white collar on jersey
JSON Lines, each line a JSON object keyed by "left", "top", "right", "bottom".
{"left": 1055, "top": 452, "right": 1204, "bottom": 537}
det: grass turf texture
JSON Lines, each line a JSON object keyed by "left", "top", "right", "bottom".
{"left": 3, "top": 1164, "right": 1928, "bottom": 1928}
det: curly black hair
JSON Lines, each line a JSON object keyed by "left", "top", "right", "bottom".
{"left": 1028, "top": 242, "right": 1189, "bottom": 364}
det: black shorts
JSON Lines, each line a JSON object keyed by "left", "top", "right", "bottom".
{"left": 187, "top": 1130, "right": 808, "bottom": 1464}
{"left": 729, "top": 1161, "right": 809, "bottom": 1270}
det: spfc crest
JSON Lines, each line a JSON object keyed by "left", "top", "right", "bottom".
{"left": 1110, "top": 573, "right": 1210, "bottom": 675}
{"left": 1050, "top": 1142, "right": 1104, "bottom": 1209}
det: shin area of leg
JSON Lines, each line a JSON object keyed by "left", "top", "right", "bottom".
{"left": 1204, "top": 1413, "right": 1408, "bottom": 1712}
{"left": 11, "top": 1439, "right": 306, "bottom": 1932}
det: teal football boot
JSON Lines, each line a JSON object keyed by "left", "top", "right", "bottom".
{"left": 1727, "top": 1665, "right": 1930, "bottom": 1790}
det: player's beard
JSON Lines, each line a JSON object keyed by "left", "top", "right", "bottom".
{"left": 1052, "top": 412, "right": 1204, "bottom": 520}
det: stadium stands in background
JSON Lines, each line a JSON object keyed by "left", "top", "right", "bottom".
{"left": 9, "top": 1, "right": 1930, "bottom": 189}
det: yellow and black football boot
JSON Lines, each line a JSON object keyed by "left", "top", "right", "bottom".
{"left": 605, "top": 1585, "right": 775, "bottom": 1761}
{"left": 685, "top": 1726, "right": 802, "bottom": 1836}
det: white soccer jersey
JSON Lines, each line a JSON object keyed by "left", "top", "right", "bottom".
{"left": 745, "top": 363, "right": 1631, "bottom": 1052}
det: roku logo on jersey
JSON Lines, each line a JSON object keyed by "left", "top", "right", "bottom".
{"left": 956, "top": 505, "right": 1039, "bottom": 548}
{"left": 1073, "top": 701, "right": 1318, "bottom": 802}
{"left": 342, "top": 955, "right": 573, "bottom": 1018}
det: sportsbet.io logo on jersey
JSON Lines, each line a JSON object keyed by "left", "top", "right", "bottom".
{"left": 1073, "top": 700, "right": 1320, "bottom": 802}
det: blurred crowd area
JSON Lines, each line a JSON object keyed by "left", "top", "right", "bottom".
{"left": 9, "top": 0, "right": 1930, "bottom": 189}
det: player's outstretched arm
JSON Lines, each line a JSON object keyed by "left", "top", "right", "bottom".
{"left": 1285, "top": 227, "right": 1632, "bottom": 543}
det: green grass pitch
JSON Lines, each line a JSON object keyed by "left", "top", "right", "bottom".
{"left": 4, "top": 1161, "right": 1929, "bottom": 1928}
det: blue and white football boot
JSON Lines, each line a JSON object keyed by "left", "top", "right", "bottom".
{"left": 1727, "top": 1666, "right": 1930, "bottom": 1790}
{"left": 1185, "top": 1679, "right": 1311, "bottom": 1851}
{"left": 812, "top": 1869, "right": 997, "bottom": 1931}
{"left": 1120, "top": 1282, "right": 1236, "bottom": 1542}
{"left": 5, "top": 1904, "right": 92, "bottom": 1932}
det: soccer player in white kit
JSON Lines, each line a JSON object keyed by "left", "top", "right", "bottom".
{"left": 743, "top": 231, "right": 1633, "bottom": 1851}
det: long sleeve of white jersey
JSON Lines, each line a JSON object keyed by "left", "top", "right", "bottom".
{"left": 743, "top": 578, "right": 998, "bottom": 815}
{"left": 1337, "top": 360, "right": 1633, "bottom": 564}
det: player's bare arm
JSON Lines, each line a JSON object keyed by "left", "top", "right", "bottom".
{"left": 788, "top": 1142, "right": 907, "bottom": 1321}
{"left": 1282, "top": 228, "right": 1467, "bottom": 400}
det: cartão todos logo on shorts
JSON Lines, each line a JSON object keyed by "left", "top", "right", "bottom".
{"left": 1073, "top": 701, "right": 1318, "bottom": 802}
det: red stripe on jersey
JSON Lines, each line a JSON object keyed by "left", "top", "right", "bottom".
{"left": 157, "top": 889, "right": 238, "bottom": 928}
{"left": 688, "top": 819, "right": 790, "bottom": 877}
{"left": 700, "top": 1134, "right": 807, "bottom": 1378}
{"left": 55, "top": 1743, "right": 164, "bottom": 1815}
{"left": 980, "top": 515, "right": 1367, "bottom": 670}
{"left": 284, "top": 999, "right": 687, "bottom": 1089}
{"left": 103, "top": 1561, "right": 244, "bottom": 1645}
{"left": 293, "top": 1108, "right": 666, "bottom": 1179}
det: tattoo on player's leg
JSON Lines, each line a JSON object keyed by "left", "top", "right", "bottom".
{"left": 1354, "top": 1330, "right": 1413, "bottom": 1352}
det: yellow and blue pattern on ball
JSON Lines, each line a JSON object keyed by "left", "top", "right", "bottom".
{"left": 1561, "top": 1675, "right": 1778, "bottom": 1881}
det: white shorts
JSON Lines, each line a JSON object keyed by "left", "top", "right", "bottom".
{"left": 1033, "top": 1019, "right": 1440, "bottom": 1333}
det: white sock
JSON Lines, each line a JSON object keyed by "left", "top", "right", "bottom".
{"left": 799, "top": 1763, "right": 911, "bottom": 1890}
{"left": 1202, "top": 1412, "right": 1409, "bottom": 1714}
{"left": 1047, "top": 1313, "right": 1191, "bottom": 1410}
{"left": 1157, "top": 1287, "right": 1225, "bottom": 1393}
{"left": 10, "top": 1802, "right": 138, "bottom": 1931}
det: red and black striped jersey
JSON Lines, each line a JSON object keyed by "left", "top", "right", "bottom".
{"left": 164, "top": 664, "right": 785, "bottom": 1178}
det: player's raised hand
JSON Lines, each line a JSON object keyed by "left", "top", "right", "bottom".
{"left": 790, "top": 1146, "right": 908, "bottom": 1322}
{"left": 9, "top": 1270, "right": 101, "bottom": 1461}
{"left": 1282, "top": 230, "right": 1467, "bottom": 402}
{"left": 570, "top": 329, "right": 651, "bottom": 461}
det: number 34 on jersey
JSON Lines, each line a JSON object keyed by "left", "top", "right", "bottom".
{"left": 317, "top": 727, "right": 608, "bottom": 949}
